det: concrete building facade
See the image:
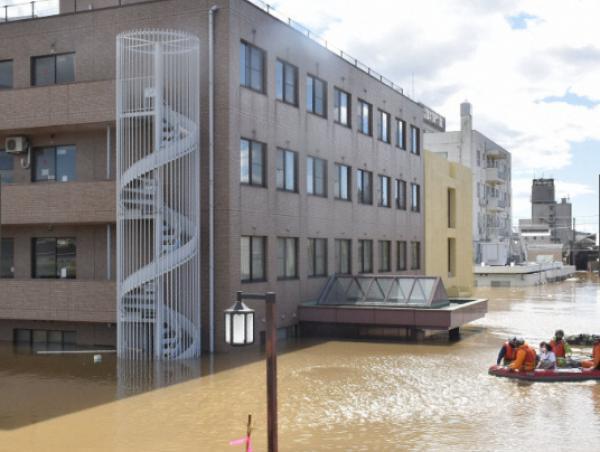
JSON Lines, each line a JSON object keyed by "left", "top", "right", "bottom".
{"left": 0, "top": 0, "right": 444, "bottom": 352}
{"left": 531, "top": 178, "right": 573, "bottom": 246}
{"left": 424, "top": 151, "right": 473, "bottom": 297}
{"left": 424, "top": 102, "right": 512, "bottom": 265}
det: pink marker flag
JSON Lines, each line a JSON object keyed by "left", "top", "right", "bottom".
{"left": 229, "top": 436, "right": 252, "bottom": 452}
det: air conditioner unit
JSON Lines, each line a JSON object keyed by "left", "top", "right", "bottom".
{"left": 5, "top": 136, "right": 28, "bottom": 154}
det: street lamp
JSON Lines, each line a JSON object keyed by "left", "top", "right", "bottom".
{"left": 225, "top": 291, "right": 278, "bottom": 452}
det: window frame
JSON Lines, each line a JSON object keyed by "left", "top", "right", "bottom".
{"left": 358, "top": 239, "right": 373, "bottom": 274}
{"left": 411, "top": 183, "right": 421, "bottom": 212}
{"left": 333, "top": 87, "right": 351, "bottom": 127}
{"left": 31, "top": 237, "right": 76, "bottom": 279}
{"left": 397, "top": 241, "right": 407, "bottom": 271}
{"left": 334, "top": 239, "right": 352, "bottom": 274}
{"left": 0, "top": 149, "right": 14, "bottom": 183}
{"left": 378, "top": 174, "right": 391, "bottom": 208}
{"left": 379, "top": 240, "right": 391, "bottom": 272}
{"left": 306, "top": 74, "right": 327, "bottom": 118}
{"left": 411, "top": 241, "right": 421, "bottom": 270}
{"left": 240, "top": 138, "right": 266, "bottom": 187}
{"left": 1, "top": 237, "right": 14, "bottom": 279}
{"left": 240, "top": 235, "right": 267, "bottom": 283}
{"left": 31, "top": 52, "right": 75, "bottom": 87}
{"left": 378, "top": 109, "right": 391, "bottom": 144}
{"left": 307, "top": 156, "right": 327, "bottom": 197}
{"left": 396, "top": 118, "right": 406, "bottom": 149}
{"left": 308, "top": 238, "right": 328, "bottom": 277}
{"left": 357, "top": 99, "right": 373, "bottom": 136}
{"left": 0, "top": 59, "right": 13, "bottom": 90}
{"left": 334, "top": 163, "right": 352, "bottom": 201}
{"left": 240, "top": 40, "right": 266, "bottom": 94}
{"left": 32, "top": 145, "right": 76, "bottom": 183}
{"left": 277, "top": 237, "right": 299, "bottom": 280}
{"left": 276, "top": 148, "right": 298, "bottom": 193}
{"left": 395, "top": 179, "right": 407, "bottom": 210}
{"left": 357, "top": 168, "right": 373, "bottom": 205}
{"left": 275, "top": 59, "right": 299, "bottom": 106}
{"left": 410, "top": 125, "right": 421, "bottom": 155}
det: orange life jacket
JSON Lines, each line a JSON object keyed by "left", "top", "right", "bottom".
{"left": 550, "top": 339, "right": 566, "bottom": 358}
{"left": 504, "top": 342, "right": 516, "bottom": 360}
{"left": 522, "top": 344, "right": 537, "bottom": 371}
{"left": 593, "top": 343, "right": 600, "bottom": 369}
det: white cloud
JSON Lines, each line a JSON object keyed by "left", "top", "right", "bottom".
{"left": 273, "top": 0, "right": 600, "bottom": 174}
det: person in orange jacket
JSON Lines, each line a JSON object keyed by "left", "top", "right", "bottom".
{"left": 509, "top": 338, "right": 536, "bottom": 372}
{"left": 497, "top": 337, "right": 518, "bottom": 365}
{"left": 581, "top": 338, "right": 600, "bottom": 371}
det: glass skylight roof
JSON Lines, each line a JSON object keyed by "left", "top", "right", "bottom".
{"left": 317, "top": 275, "right": 449, "bottom": 308}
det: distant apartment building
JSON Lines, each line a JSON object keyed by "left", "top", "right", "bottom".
{"left": 0, "top": 0, "right": 445, "bottom": 354}
{"left": 424, "top": 102, "right": 512, "bottom": 265}
{"left": 424, "top": 151, "right": 473, "bottom": 297}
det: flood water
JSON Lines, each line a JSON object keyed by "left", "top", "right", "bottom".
{"left": 1, "top": 275, "right": 599, "bottom": 451}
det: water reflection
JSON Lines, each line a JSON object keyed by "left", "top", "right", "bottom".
{"left": 0, "top": 276, "right": 598, "bottom": 451}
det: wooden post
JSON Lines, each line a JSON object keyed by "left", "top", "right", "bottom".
{"left": 265, "top": 292, "right": 278, "bottom": 452}
{"left": 245, "top": 414, "right": 252, "bottom": 452}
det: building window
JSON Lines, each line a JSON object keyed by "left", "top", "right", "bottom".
{"left": 334, "top": 163, "right": 351, "bottom": 201}
{"left": 357, "top": 169, "right": 373, "bottom": 205}
{"left": 358, "top": 239, "right": 373, "bottom": 273}
{"left": 397, "top": 241, "right": 407, "bottom": 271}
{"left": 0, "top": 149, "right": 13, "bottom": 183}
{"left": 240, "top": 41, "right": 265, "bottom": 93}
{"left": 275, "top": 59, "right": 298, "bottom": 105}
{"left": 379, "top": 240, "right": 391, "bottom": 272}
{"left": 411, "top": 241, "right": 421, "bottom": 270}
{"left": 240, "top": 236, "right": 266, "bottom": 282}
{"left": 31, "top": 53, "right": 75, "bottom": 86}
{"left": 240, "top": 139, "right": 265, "bottom": 187}
{"left": 32, "top": 146, "right": 76, "bottom": 182}
{"left": 448, "top": 188, "right": 456, "bottom": 228}
{"left": 335, "top": 239, "right": 352, "bottom": 274}
{"left": 448, "top": 238, "right": 456, "bottom": 277}
{"left": 307, "top": 156, "right": 327, "bottom": 197}
{"left": 277, "top": 237, "right": 298, "bottom": 279}
{"left": 395, "top": 179, "right": 407, "bottom": 210}
{"left": 276, "top": 148, "right": 298, "bottom": 192}
{"left": 378, "top": 110, "right": 391, "bottom": 143}
{"left": 308, "top": 238, "right": 327, "bottom": 277}
{"left": 13, "top": 328, "right": 76, "bottom": 346}
{"left": 378, "top": 175, "right": 391, "bottom": 207}
{"left": 410, "top": 125, "right": 420, "bottom": 155}
{"left": 411, "top": 183, "right": 421, "bottom": 212}
{"left": 334, "top": 88, "right": 350, "bottom": 126}
{"left": 0, "top": 60, "right": 13, "bottom": 89}
{"left": 396, "top": 118, "right": 406, "bottom": 149}
{"left": 306, "top": 74, "right": 327, "bottom": 117}
{"left": 1, "top": 238, "right": 14, "bottom": 278}
{"left": 32, "top": 238, "right": 76, "bottom": 279}
{"left": 358, "top": 99, "right": 372, "bottom": 136}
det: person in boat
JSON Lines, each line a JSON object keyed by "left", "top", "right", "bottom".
{"left": 581, "top": 337, "right": 600, "bottom": 371}
{"left": 497, "top": 337, "right": 518, "bottom": 365}
{"left": 508, "top": 338, "right": 536, "bottom": 372}
{"left": 549, "top": 329, "right": 572, "bottom": 367}
{"left": 536, "top": 341, "right": 556, "bottom": 370}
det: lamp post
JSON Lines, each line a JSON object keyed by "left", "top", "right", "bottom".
{"left": 225, "top": 291, "right": 278, "bottom": 452}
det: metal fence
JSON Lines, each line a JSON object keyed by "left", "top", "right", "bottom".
{"left": 1, "top": 0, "right": 57, "bottom": 22}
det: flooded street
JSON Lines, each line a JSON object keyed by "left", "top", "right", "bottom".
{"left": 1, "top": 276, "right": 599, "bottom": 451}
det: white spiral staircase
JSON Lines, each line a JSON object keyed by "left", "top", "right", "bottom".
{"left": 117, "top": 30, "right": 201, "bottom": 360}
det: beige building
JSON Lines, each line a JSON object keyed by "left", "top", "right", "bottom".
{"left": 424, "top": 151, "right": 473, "bottom": 297}
{"left": 0, "top": 0, "right": 444, "bottom": 353}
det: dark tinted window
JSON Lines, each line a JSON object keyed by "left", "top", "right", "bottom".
{"left": 32, "top": 53, "right": 75, "bottom": 86}
{"left": 0, "top": 149, "right": 14, "bottom": 183}
{"left": 33, "top": 146, "right": 76, "bottom": 182}
{"left": 56, "top": 53, "right": 75, "bottom": 84}
{"left": 33, "top": 237, "right": 76, "bottom": 278}
{"left": 1, "top": 238, "right": 14, "bottom": 278}
{"left": 0, "top": 60, "right": 13, "bottom": 89}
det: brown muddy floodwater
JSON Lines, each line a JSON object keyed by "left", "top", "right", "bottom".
{"left": 1, "top": 276, "right": 600, "bottom": 451}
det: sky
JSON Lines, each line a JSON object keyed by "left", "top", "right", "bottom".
{"left": 271, "top": 0, "right": 600, "bottom": 234}
{"left": 3, "top": 0, "right": 599, "bottom": 234}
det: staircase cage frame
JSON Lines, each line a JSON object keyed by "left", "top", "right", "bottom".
{"left": 116, "top": 30, "right": 201, "bottom": 360}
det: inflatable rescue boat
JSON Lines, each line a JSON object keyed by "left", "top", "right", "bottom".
{"left": 489, "top": 365, "right": 600, "bottom": 382}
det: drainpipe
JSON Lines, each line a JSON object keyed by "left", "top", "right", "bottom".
{"left": 208, "top": 5, "right": 219, "bottom": 354}
{"left": 106, "top": 124, "right": 112, "bottom": 280}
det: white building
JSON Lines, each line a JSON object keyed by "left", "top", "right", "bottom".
{"left": 424, "top": 103, "right": 512, "bottom": 265}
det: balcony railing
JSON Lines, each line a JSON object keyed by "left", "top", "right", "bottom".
{"left": 1, "top": 0, "right": 56, "bottom": 22}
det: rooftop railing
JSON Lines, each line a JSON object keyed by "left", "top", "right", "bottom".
{"left": 1, "top": 0, "right": 56, "bottom": 22}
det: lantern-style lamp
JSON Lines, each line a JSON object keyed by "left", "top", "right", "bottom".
{"left": 224, "top": 299, "right": 255, "bottom": 346}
